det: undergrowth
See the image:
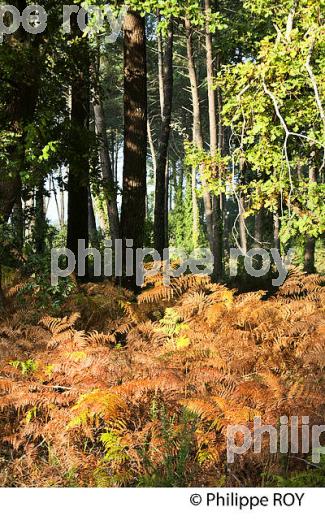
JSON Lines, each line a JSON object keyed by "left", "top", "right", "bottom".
{"left": 0, "top": 268, "right": 324, "bottom": 487}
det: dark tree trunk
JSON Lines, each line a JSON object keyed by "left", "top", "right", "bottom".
{"left": 254, "top": 210, "right": 263, "bottom": 245}
{"left": 239, "top": 193, "right": 248, "bottom": 254}
{"left": 88, "top": 186, "right": 99, "bottom": 249}
{"left": 0, "top": 178, "right": 22, "bottom": 224}
{"left": 304, "top": 237, "right": 316, "bottom": 274}
{"left": 154, "top": 18, "right": 174, "bottom": 255}
{"left": 304, "top": 166, "right": 317, "bottom": 273}
{"left": 12, "top": 198, "right": 24, "bottom": 251}
{"left": 34, "top": 180, "right": 46, "bottom": 255}
{"left": 121, "top": 11, "right": 147, "bottom": 289}
{"left": 157, "top": 10, "right": 165, "bottom": 119}
{"left": 67, "top": 17, "right": 90, "bottom": 281}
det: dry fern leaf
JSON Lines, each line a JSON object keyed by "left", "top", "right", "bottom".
{"left": 39, "top": 313, "right": 81, "bottom": 335}
{"left": 138, "top": 285, "right": 174, "bottom": 304}
{"left": 180, "top": 398, "right": 222, "bottom": 425}
{"left": 87, "top": 331, "right": 116, "bottom": 346}
{"left": 6, "top": 283, "right": 28, "bottom": 297}
{"left": 0, "top": 378, "right": 14, "bottom": 393}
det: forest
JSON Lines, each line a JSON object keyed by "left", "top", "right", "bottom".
{"left": 0, "top": 0, "right": 324, "bottom": 487}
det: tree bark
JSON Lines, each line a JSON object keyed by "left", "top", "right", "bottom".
{"left": 205, "top": 0, "right": 217, "bottom": 154}
{"left": 93, "top": 96, "right": 120, "bottom": 243}
{"left": 204, "top": 0, "right": 223, "bottom": 280}
{"left": 185, "top": 17, "right": 217, "bottom": 269}
{"left": 88, "top": 186, "right": 99, "bottom": 249}
{"left": 252, "top": 208, "right": 264, "bottom": 270}
{"left": 239, "top": 193, "right": 248, "bottom": 255}
{"left": 164, "top": 158, "right": 169, "bottom": 248}
{"left": 121, "top": 11, "right": 147, "bottom": 289}
{"left": 147, "top": 118, "right": 157, "bottom": 174}
{"left": 52, "top": 171, "right": 65, "bottom": 228}
{"left": 254, "top": 210, "right": 263, "bottom": 245}
{"left": 154, "top": 18, "right": 174, "bottom": 255}
{"left": 12, "top": 198, "right": 24, "bottom": 251}
{"left": 304, "top": 166, "right": 317, "bottom": 273}
{"left": 0, "top": 178, "right": 22, "bottom": 223}
{"left": 273, "top": 211, "right": 281, "bottom": 252}
{"left": 157, "top": 10, "right": 165, "bottom": 119}
{"left": 67, "top": 16, "right": 90, "bottom": 281}
{"left": 192, "top": 166, "right": 200, "bottom": 249}
{"left": 34, "top": 180, "right": 46, "bottom": 255}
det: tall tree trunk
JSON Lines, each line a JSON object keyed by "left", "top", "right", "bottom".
{"left": 154, "top": 18, "right": 174, "bottom": 255}
{"left": 157, "top": 11, "right": 165, "bottom": 119}
{"left": 52, "top": 171, "right": 65, "bottom": 228}
{"left": 110, "top": 132, "right": 115, "bottom": 181}
{"left": 185, "top": 18, "right": 216, "bottom": 268}
{"left": 164, "top": 158, "right": 169, "bottom": 248}
{"left": 92, "top": 46, "right": 120, "bottom": 243}
{"left": 204, "top": 0, "right": 223, "bottom": 280}
{"left": 67, "top": 17, "right": 90, "bottom": 281}
{"left": 147, "top": 118, "right": 157, "bottom": 173}
{"left": 205, "top": 0, "right": 217, "bottom": 155}
{"left": 304, "top": 166, "right": 317, "bottom": 273}
{"left": 93, "top": 96, "right": 120, "bottom": 243}
{"left": 114, "top": 130, "right": 119, "bottom": 184}
{"left": 121, "top": 11, "right": 147, "bottom": 289}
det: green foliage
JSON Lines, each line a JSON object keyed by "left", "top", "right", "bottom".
{"left": 216, "top": 0, "right": 325, "bottom": 242}
{"left": 17, "top": 247, "right": 76, "bottom": 310}
{"left": 184, "top": 141, "right": 229, "bottom": 197}
{"left": 158, "top": 308, "right": 184, "bottom": 336}
{"left": 137, "top": 405, "right": 197, "bottom": 487}
{"left": 9, "top": 359, "right": 38, "bottom": 376}
{"left": 101, "top": 424, "right": 130, "bottom": 465}
{"left": 267, "top": 455, "right": 325, "bottom": 487}
{"left": 169, "top": 172, "right": 203, "bottom": 252}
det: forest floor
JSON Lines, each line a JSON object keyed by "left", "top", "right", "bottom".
{"left": 0, "top": 269, "right": 324, "bottom": 487}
